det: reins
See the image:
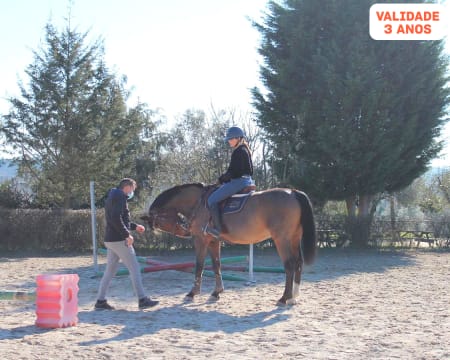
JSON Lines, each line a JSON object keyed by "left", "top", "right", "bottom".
{"left": 183, "top": 184, "right": 216, "bottom": 231}
{"left": 150, "top": 184, "right": 216, "bottom": 233}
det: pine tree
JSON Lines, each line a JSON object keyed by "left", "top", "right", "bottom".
{"left": 253, "top": 0, "right": 450, "bottom": 245}
{"left": 1, "top": 21, "right": 150, "bottom": 208}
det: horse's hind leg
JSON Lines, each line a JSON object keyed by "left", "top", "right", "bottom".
{"left": 278, "top": 256, "right": 296, "bottom": 306}
{"left": 275, "top": 230, "right": 302, "bottom": 305}
{"left": 293, "top": 252, "right": 304, "bottom": 299}
{"left": 208, "top": 239, "right": 224, "bottom": 300}
{"left": 186, "top": 236, "right": 208, "bottom": 301}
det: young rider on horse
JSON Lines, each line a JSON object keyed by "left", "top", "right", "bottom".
{"left": 204, "top": 126, "right": 255, "bottom": 237}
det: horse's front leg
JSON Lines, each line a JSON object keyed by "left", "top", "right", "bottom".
{"left": 208, "top": 239, "right": 224, "bottom": 300}
{"left": 185, "top": 236, "right": 208, "bottom": 301}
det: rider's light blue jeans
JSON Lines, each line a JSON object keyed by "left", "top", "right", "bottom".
{"left": 207, "top": 176, "right": 254, "bottom": 208}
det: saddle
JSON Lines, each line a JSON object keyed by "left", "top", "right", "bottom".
{"left": 220, "top": 185, "right": 256, "bottom": 215}
{"left": 203, "top": 185, "right": 256, "bottom": 237}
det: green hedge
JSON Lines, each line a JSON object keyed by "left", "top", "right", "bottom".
{"left": 0, "top": 208, "right": 195, "bottom": 253}
{"left": 4, "top": 208, "right": 447, "bottom": 253}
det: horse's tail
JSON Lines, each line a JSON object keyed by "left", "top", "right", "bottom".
{"left": 294, "top": 190, "right": 317, "bottom": 265}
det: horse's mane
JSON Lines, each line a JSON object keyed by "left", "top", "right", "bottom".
{"left": 150, "top": 183, "right": 205, "bottom": 209}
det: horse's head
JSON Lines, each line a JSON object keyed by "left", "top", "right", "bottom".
{"left": 142, "top": 183, "right": 207, "bottom": 238}
{"left": 141, "top": 208, "right": 191, "bottom": 238}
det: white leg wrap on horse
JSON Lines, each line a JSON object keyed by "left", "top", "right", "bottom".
{"left": 216, "top": 275, "right": 224, "bottom": 287}
{"left": 293, "top": 283, "right": 300, "bottom": 298}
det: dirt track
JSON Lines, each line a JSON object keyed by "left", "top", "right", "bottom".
{"left": 0, "top": 248, "right": 449, "bottom": 359}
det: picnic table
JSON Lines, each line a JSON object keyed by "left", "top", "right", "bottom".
{"left": 318, "top": 229, "right": 446, "bottom": 248}
{"left": 317, "top": 229, "right": 346, "bottom": 248}
{"left": 397, "top": 230, "right": 436, "bottom": 247}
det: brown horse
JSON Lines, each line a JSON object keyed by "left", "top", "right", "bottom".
{"left": 142, "top": 183, "right": 316, "bottom": 305}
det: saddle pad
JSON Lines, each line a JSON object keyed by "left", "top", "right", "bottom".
{"left": 222, "top": 192, "right": 253, "bottom": 214}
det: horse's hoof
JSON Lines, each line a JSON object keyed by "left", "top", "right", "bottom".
{"left": 211, "top": 288, "right": 223, "bottom": 297}
{"left": 184, "top": 295, "right": 194, "bottom": 302}
{"left": 277, "top": 296, "right": 297, "bottom": 306}
{"left": 210, "top": 289, "right": 223, "bottom": 300}
{"left": 286, "top": 298, "right": 297, "bottom": 305}
{"left": 208, "top": 294, "right": 220, "bottom": 302}
{"left": 277, "top": 298, "right": 297, "bottom": 306}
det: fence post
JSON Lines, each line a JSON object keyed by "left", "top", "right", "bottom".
{"left": 246, "top": 244, "right": 256, "bottom": 285}
{"left": 90, "top": 181, "right": 98, "bottom": 273}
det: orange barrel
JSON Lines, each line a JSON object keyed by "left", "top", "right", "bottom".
{"left": 35, "top": 274, "right": 79, "bottom": 328}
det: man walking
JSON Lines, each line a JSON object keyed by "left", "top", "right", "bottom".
{"left": 94, "top": 178, "right": 158, "bottom": 310}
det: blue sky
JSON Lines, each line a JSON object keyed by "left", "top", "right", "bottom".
{"left": 0, "top": 0, "right": 449, "bottom": 165}
{"left": 0, "top": 0, "right": 269, "bottom": 119}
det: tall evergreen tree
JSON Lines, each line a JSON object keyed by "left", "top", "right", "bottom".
{"left": 1, "top": 22, "right": 150, "bottom": 208}
{"left": 253, "top": 0, "right": 450, "bottom": 245}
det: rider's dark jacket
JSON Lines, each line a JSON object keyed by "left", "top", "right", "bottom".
{"left": 104, "top": 188, "right": 137, "bottom": 242}
{"left": 220, "top": 144, "right": 253, "bottom": 183}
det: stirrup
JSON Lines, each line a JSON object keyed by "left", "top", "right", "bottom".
{"left": 203, "top": 224, "right": 220, "bottom": 238}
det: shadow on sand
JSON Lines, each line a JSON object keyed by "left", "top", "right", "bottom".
{"left": 77, "top": 303, "right": 290, "bottom": 346}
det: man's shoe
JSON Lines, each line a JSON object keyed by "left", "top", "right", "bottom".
{"left": 138, "top": 297, "right": 159, "bottom": 309}
{"left": 94, "top": 299, "right": 115, "bottom": 310}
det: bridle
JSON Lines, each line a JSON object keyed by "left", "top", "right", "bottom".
{"left": 148, "top": 208, "right": 177, "bottom": 229}
{"left": 149, "top": 185, "right": 214, "bottom": 235}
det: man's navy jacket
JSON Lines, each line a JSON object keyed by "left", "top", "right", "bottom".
{"left": 104, "top": 188, "right": 137, "bottom": 242}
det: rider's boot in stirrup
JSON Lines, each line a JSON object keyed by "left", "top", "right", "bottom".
{"left": 203, "top": 203, "right": 222, "bottom": 238}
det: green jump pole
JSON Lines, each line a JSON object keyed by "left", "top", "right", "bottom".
{"left": 96, "top": 248, "right": 247, "bottom": 280}
{"left": 98, "top": 248, "right": 246, "bottom": 265}
{"left": 0, "top": 291, "right": 36, "bottom": 301}
{"left": 252, "top": 266, "right": 285, "bottom": 273}
{"left": 137, "top": 255, "right": 247, "bottom": 267}
{"left": 94, "top": 265, "right": 246, "bottom": 281}
{"left": 206, "top": 265, "right": 285, "bottom": 273}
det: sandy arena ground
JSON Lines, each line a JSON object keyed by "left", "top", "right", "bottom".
{"left": 0, "top": 247, "right": 449, "bottom": 359}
